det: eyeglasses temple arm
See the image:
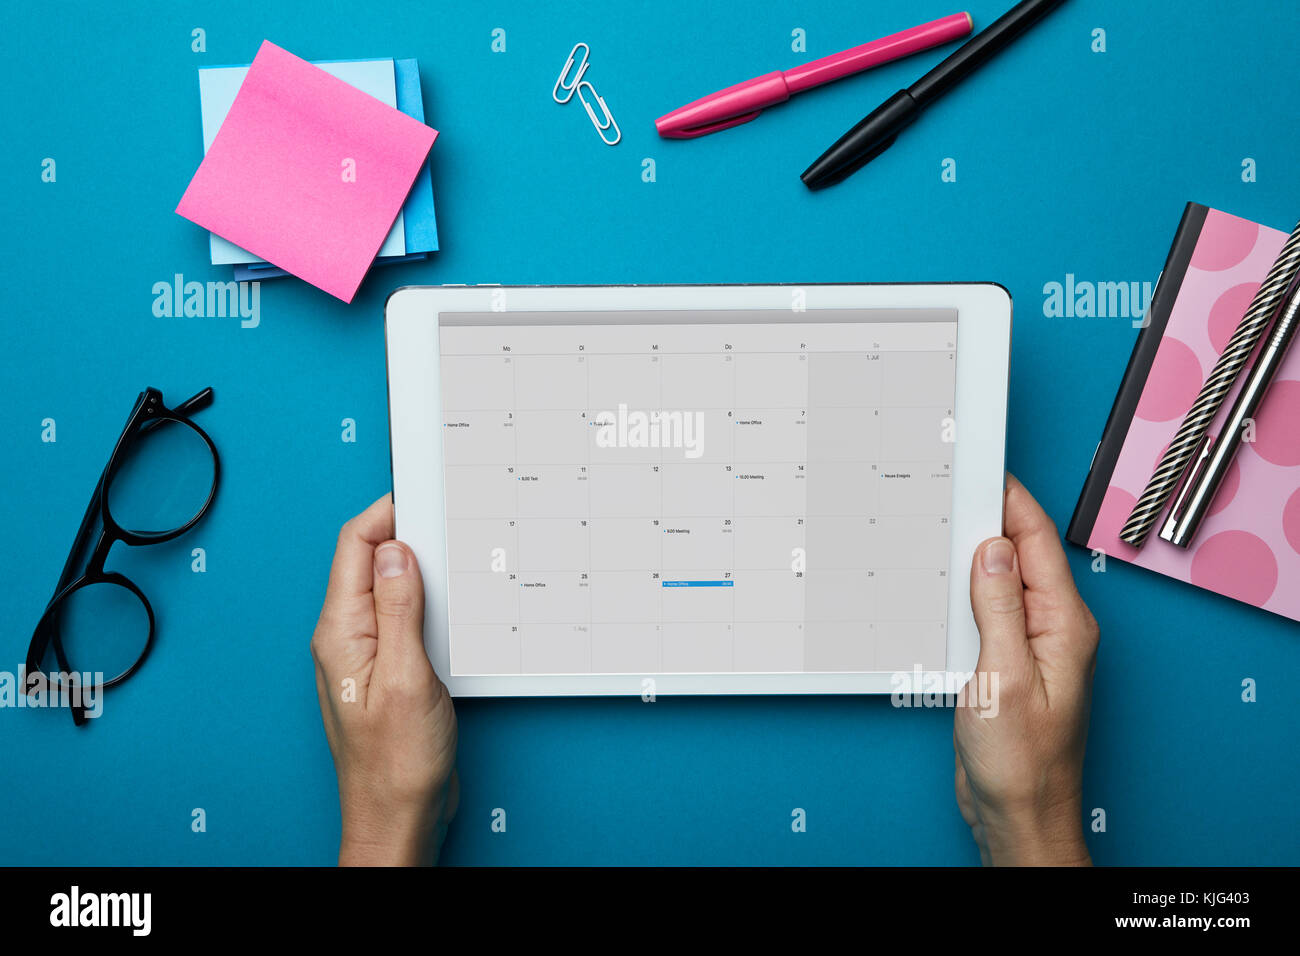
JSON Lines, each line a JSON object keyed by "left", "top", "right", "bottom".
{"left": 174, "top": 387, "right": 214, "bottom": 417}
{"left": 49, "top": 388, "right": 142, "bottom": 597}
{"left": 52, "top": 473, "right": 104, "bottom": 594}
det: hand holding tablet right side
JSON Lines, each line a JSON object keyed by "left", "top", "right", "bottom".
{"left": 954, "top": 474, "right": 1101, "bottom": 866}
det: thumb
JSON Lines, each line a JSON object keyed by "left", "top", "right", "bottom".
{"left": 969, "top": 537, "right": 1035, "bottom": 685}
{"left": 370, "top": 540, "right": 432, "bottom": 684}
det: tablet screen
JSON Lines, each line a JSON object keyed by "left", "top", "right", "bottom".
{"left": 437, "top": 308, "right": 958, "bottom": 676}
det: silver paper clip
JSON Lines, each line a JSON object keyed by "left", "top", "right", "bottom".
{"left": 553, "top": 42, "right": 620, "bottom": 146}
{"left": 552, "top": 42, "right": 590, "bottom": 104}
{"left": 576, "top": 80, "right": 621, "bottom": 146}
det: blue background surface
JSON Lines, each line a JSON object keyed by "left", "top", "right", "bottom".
{"left": 2, "top": 0, "right": 1296, "bottom": 865}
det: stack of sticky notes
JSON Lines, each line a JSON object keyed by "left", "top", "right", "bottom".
{"left": 177, "top": 41, "right": 438, "bottom": 303}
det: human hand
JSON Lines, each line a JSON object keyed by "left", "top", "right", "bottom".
{"left": 310, "top": 494, "right": 458, "bottom": 866}
{"left": 954, "top": 473, "right": 1099, "bottom": 866}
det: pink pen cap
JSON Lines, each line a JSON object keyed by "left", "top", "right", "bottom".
{"left": 655, "top": 12, "right": 973, "bottom": 138}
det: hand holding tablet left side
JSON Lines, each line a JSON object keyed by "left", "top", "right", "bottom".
{"left": 311, "top": 494, "right": 459, "bottom": 866}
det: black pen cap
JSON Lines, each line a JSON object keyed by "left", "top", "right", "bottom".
{"left": 801, "top": 90, "right": 920, "bottom": 190}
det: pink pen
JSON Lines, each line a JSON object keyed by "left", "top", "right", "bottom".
{"left": 655, "top": 12, "right": 973, "bottom": 138}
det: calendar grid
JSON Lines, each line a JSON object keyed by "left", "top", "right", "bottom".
{"left": 441, "top": 316, "right": 957, "bottom": 677}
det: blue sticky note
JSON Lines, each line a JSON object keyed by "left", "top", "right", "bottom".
{"left": 394, "top": 58, "right": 439, "bottom": 254}
{"left": 231, "top": 252, "right": 427, "bottom": 282}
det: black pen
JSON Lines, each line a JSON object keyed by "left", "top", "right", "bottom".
{"left": 801, "top": 0, "right": 1068, "bottom": 190}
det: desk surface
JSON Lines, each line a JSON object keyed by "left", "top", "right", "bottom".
{"left": 3, "top": 0, "right": 1296, "bottom": 865}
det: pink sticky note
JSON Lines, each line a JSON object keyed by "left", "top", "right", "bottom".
{"left": 176, "top": 40, "right": 437, "bottom": 303}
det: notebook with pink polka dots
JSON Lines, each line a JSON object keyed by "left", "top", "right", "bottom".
{"left": 1067, "top": 203, "right": 1300, "bottom": 621}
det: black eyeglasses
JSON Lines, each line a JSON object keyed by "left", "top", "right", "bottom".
{"left": 27, "top": 386, "right": 220, "bottom": 725}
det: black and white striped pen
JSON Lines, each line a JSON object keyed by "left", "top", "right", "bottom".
{"left": 1120, "top": 218, "right": 1300, "bottom": 547}
{"left": 1160, "top": 275, "right": 1300, "bottom": 547}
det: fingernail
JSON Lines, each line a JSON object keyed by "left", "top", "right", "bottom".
{"left": 982, "top": 539, "right": 1014, "bottom": 575}
{"left": 375, "top": 543, "right": 409, "bottom": 578}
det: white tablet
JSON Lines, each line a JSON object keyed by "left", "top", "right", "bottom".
{"left": 385, "top": 284, "right": 1010, "bottom": 697}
